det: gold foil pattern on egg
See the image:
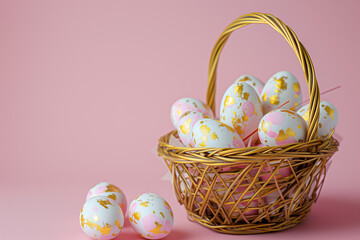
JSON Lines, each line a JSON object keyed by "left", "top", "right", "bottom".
{"left": 199, "top": 124, "right": 211, "bottom": 147}
{"left": 262, "top": 92, "right": 268, "bottom": 102}
{"left": 115, "top": 220, "right": 122, "bottom": 229}
{"left": 200, "top": 125, "right": 211, "bottom": 135}
{"left": 218, "top": 121, "right": 235, "bottom": 133}
{"left": 224, "top": 96, "right": 235, "bottom": 108}
{"left": 97, "top": 199, "right": 112, "bottom": 209}
{"left": 233, "top": 84, "right": 250, "bottom": 100}
{"left": 274, "top": 76, "right": 288, "bottom": 93}
{"left": 269, "top": 95, "right": 280, "bottom": 105}
{"left": 149, "top": 221, "right": 168, "bottom": 235}
{"left": 140, "top": 201, "right": 149, "bottom": 207}
{"left": 293, "top": 82, "right": 300, "bottom": 97}
{"left": 260, "top": 120, "right": 272, "bottom": 134}
{"left": 231, "top": 111, "right": 246, "bottom": 136}
{"left": 210, "top": 132, "right": 218, "bottom": 140}
{"left": 107, "top": 194, "right": 117, "bottom": 201}
{"left": 238, "top": 76, "right": 250, "bottom": 82}
{"left": 105, "top": 184, "right": 121, "bottom": 193}
{"left": 134, "top": 212, "right": 141, "bottom": 221}
{"left": 324, "top": 106, "right": 334, "bottom": 120}
{"left": 180, "top": 118, "right": 191, "bottom": 134}
{"left": 275, "top": 128, "right": 296, "bottom": 141}
{"left": 80, "top": 213, "right": 85, "bottom": 228}
{"left": 84, "top": 220, "right": 113, "bottom": 235}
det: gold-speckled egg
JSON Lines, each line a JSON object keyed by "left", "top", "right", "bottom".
{"left": 258, "top": 109, "right": 307, "bottom": 146}
{"left": 192, "top": 118, "right": 245, "bottom": 148}
{"left": 220, "top": 82, "right": 263, "bottom": 144}
{"left": 297, "top": 101, "right": 338, "bottom": 139}
{"left": 260, "top": 71, "right": 302, "bottom": 114}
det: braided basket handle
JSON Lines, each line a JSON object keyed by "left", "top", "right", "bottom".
{"left": 206, "top": 12, "right": 320, "bottom": 142}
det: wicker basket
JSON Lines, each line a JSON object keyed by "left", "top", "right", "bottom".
{"left": 157, "top": 12, "right": 339, "bottom": 234}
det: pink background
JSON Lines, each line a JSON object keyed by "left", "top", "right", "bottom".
{"left": 1, "top": 0, "right": 359, "bottom": 239}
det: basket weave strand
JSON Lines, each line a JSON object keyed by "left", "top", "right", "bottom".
{"left": 157, "top": 12, "right": 338, "bottom": 234}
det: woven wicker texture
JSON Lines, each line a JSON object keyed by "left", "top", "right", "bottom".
{"left": 158, "top": 12, "right": 339, "bottom": 234}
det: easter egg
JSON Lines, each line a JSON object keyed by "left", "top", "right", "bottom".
{"left": 177, "top": 111, "right": 209, "bottom": 147}
{"left": 260, "top": 71, "right": 302, "bottom": 114}
{"left": 170, "top": 97, "right": 214, "bottom": 128}
{"left": 297, "top": 101, "right": 338, "bottom": 139}
{"left": 220, "top": 82, "right": 263, "bottom": 144}
{"left": 235, "top": 74, "right": 264, "bottom": 96}
{"left": 192, "top": 118, "right": 245, "bottom": 148}
{"left": 258, "top": 109, "right": 307, "bottom": 146}
{"left": 80, "top": 196, "right": 124, "bottom": 240}
{"left": 86, "top": 182, "right": 127, "bottom": 215}
{"left": 129, "top": 193, "right": 174, "bottom": 239}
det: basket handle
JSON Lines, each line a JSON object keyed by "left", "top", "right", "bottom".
{"left": 206, "top": 12, "right": 320, "bottom": 142}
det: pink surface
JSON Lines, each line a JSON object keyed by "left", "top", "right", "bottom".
{"left": 1, "top": 0, "right": 359, "bottom": 239}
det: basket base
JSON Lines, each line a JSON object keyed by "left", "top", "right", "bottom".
{"left": 187, "top": 208, "right": 311, "bottom": 234}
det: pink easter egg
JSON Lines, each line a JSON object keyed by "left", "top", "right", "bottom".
{"left": 258, "top": 109, "right": 307, "bottom": 147}
{"left": 170, "top": 97, "right": 214, "bottom": 128}
{"left": 86, "top": 182, "right": 127, "bottom": 215}
{"left": 177, "top": 111, "right": 209, "bottom": 147}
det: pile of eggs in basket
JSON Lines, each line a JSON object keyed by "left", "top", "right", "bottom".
{"left": 171, "top": 71, "right": 338, "bottom": 148}
{"left": 170, "top": 71, "right": 338, "bottom": 218}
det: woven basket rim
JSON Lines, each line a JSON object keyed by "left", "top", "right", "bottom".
{"left": 158, "top": 130, "right": 339, "bottom": 165}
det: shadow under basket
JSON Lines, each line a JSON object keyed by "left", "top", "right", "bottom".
{"left": 157, "top": 13, "right": 339, "bottom": 234}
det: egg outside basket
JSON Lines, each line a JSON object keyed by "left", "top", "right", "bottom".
{"left": 157, "top": 12, "right": 339, "bottom": 234}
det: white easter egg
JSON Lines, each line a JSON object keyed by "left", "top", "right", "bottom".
{"left": 129, "top": 193, "right": 174, "bottom": 239}
{"left": 170, "top": 97, "right": 214, "bottom": 128}
{"left": 80, "top": 196, "right": 124, "bottom": 240}
{"left": 260, "top": 71, "right": 303, "bottom": 114}
{"left": 86, "top": 182, "right": 127, "bottom": 215}
{"left": 220, "top": 82, "right": 263, "bottom": 144}
{"left": 235, "top": 74, "right": 264, "bottom": 96}
{"left": 258, "top": 109, "right": 307, "bottom": 146}
{"left": 177, "top": 111, "right": 209, "bottom": 147}
{"left": 297, "top": 101, "right": 338, "bottom": 139}
{"left": 192, "top": 118, "right": 245, "bottom": 148}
